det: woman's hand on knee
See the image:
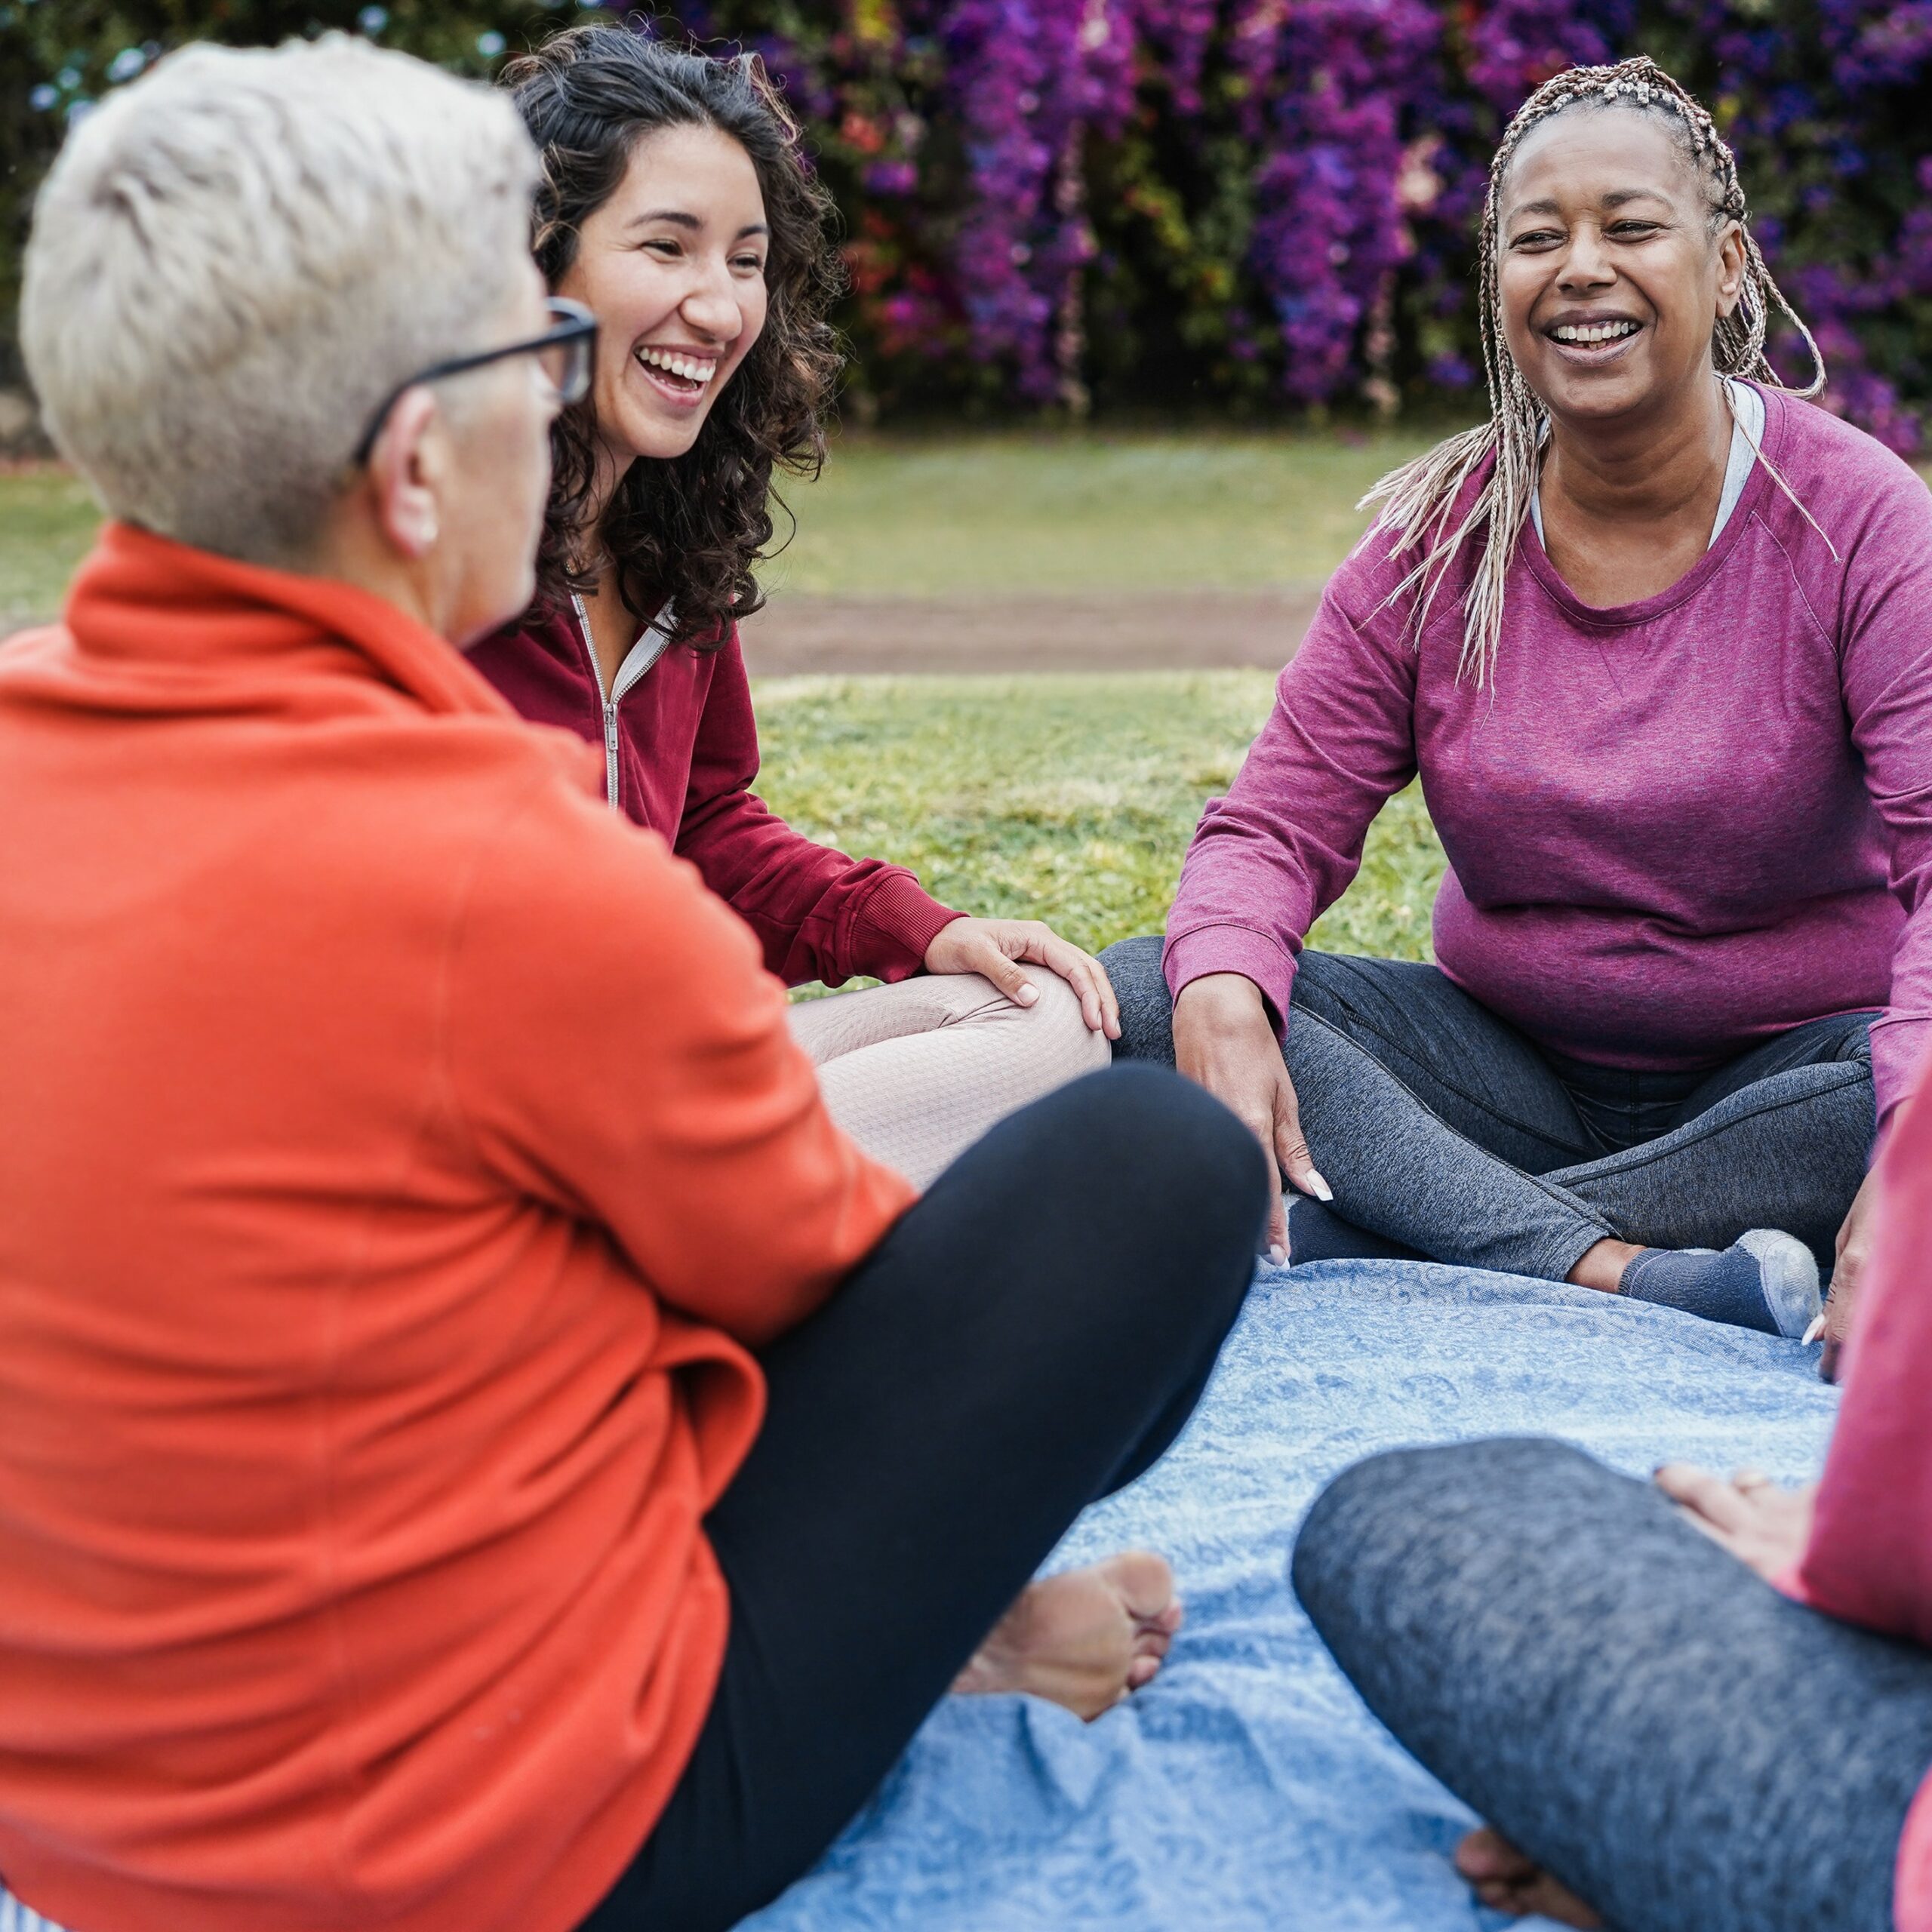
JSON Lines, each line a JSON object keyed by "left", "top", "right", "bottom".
{"left": 1173, "top": 973, "right": 1329, "bottom": 1260}
{"left": 924, "top": 918, "right": 1120, "bottom": 1039}
{"left": 1654, "top": 1464, "right": 1818, "bottom": 1582}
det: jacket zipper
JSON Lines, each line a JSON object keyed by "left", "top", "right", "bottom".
{"left": 571, "top": 592, "right": 674, "bottom": 812}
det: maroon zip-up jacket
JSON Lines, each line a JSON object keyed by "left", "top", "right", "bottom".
{"left": 469, "top": 602, "right": 960, "bottom": 987}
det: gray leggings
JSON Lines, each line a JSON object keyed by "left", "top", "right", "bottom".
{"left": 1102, "top": 938, "right": 1875, "bottom": 1279}
{"left": 1291, "top": 1437, "right": 1932, "bottom": 1932}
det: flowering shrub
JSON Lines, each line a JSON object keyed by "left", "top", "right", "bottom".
{"left": 8, "top": 0, "right": 1931, "bottom": 446}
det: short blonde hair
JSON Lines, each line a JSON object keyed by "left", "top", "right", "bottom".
{"left": 21, "top": 35, "right": 539, "bottom": 565}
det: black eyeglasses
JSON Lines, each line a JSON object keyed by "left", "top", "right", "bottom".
{"left": 350, "top": 297, "right": 598, "bottom": 466}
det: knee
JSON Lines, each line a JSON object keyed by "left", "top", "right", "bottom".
{"left": 1291, "top": 1444, "right": 1441, "bottom": 1634}
{"left": 1097, "top": 934, "right": 1174, "bottom": 1065}
{"left": 1292, "top": 1437, "right": 1599, "bottom": 1637}
{"left": 1017, "top": 968, "right": 1112, "bottom": 1076}
{"left": 1060, "top": 1061, "right": 1270, "bottom": 1278}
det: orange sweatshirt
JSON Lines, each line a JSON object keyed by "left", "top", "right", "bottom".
{"left": 0, "top": 525, "right": 915, "bottom": 1932}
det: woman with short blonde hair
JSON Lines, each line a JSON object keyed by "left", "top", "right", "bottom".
{"left": 0, "top": 36, "right": 1263, "bottom": 1932}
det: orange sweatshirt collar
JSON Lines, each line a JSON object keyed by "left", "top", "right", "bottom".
{"left": 63, "top": 521, "right": 519, "bottom": 722}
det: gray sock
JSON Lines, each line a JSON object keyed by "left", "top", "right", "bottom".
{"left": 1619, "top": 1230, "right": 1820, "bottom": 1338}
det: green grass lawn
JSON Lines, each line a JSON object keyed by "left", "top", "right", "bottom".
{"left": 0, "top": 428, "right": 1441, "bottom": 620}
{"left": 755, "top": 672, "right": 1444, "bottom": 976}
{"left": 0, "top": 466, "right": 103, "bottom": 627}
{"left": 0, "top": 445, "right": 1451, "bottom": 961}
{"left": 764, "top": 426, "right": 1441, "bottom": 597}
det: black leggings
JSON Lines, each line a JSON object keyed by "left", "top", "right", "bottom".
{"left": 580, "top": 1064, "right": 1269, "bottom": 1931}
{"left": 1293, "top": 1438, "right": 1932, "bottom": 1932}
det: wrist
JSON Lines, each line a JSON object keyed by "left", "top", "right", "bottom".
{"left": 1176, "top": 971, "right": 1269, "bottom": 1021}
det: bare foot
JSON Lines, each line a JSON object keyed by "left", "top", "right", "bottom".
{"left": 951, "top": 1550, "right": 1183, "bottom": 1721}
{"left": 1455, "top": 1828, "right": 1602, "bottom": 1927}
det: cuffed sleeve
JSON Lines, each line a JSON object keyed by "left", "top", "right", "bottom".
{"left": 1161, "top": 923, "right": 1300, "bottom": 1034}
{"left": 848, "top": 870, "right": 964, "bottom": 978}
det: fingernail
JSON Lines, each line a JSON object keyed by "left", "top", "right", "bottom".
{"left": 1267, "top": 1243, "right": 1286, "bottom": 1266}
{"left": 1801, "top": 1314, "right": 1826, "bottom": 1346}
{"left": 1308, "top": 1171, "right": 1333, "bottom": 1203}
{"left": 1015, "top": 982, "right": 1038, "bottom": 1005}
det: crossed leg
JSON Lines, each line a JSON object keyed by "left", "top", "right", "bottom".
{"left": 580, "top": 1065, "right": 1269, "bottom": 1932}
{"left": 789, "top": 970, "right": 1110, "bottom": 1187}
{"left": 1293, "top": 1438, "right": 1932, "bottom": 1932}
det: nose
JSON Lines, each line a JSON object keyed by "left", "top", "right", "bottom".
{"left": 678, "top": 255, "right": 745, "bottom": 346}
{"left": 1558, "top": 220, "right": 1617, "bottom": 293}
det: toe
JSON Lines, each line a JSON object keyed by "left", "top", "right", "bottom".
{"left": 1456, "top": 1831, "right": 1601, "bottom": 1929}
{"left": 1101, "top": 1549, "right": 1177, "bottom": 1623}
{"left": 1456, "top": 1827, "right": 1536, "bottom": 1884}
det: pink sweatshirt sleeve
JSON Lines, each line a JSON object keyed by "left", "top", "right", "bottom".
{"left": 1791, "top": 1080, "right": 1932, "bottom": 1641}
{"left": 1835, "top": 459, "right": 1932, "bottom": 1131}
{"left": 1162, "top": 548, "right": 1420, "bottom": 1029}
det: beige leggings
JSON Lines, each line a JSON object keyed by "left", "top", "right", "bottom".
{"left": 786, "top": 971, "right": 1112, "bottom": 1189}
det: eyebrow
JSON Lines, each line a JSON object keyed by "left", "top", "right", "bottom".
{"left": 1506, "top": 187, "right": 1675, "bottom": 221}
{"left": 628, "top": 209, "right": 772, "bottom": 240}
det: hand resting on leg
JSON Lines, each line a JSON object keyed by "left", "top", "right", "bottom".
{"left": 1173, "top": 972, "right": 1331, "bottom": 1263}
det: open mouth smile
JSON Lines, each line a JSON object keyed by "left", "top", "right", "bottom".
{"left": 1544, "top": 317, "right": 1644, "bottom": 359}
{"left": 635, "top": 343, "right": 721, "bottom": 402}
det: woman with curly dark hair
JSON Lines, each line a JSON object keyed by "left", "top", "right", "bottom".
{"left": 472, "top": 24, "right": 1115, "bottom": 1189}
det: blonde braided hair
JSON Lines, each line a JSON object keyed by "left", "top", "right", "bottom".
{"left": 1364, "top": 56, "right": 1827, "bottom": 685}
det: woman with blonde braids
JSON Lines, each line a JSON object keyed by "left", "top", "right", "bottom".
{"left": 1106, "top": 57, "right": 1932, "bottom": 1361}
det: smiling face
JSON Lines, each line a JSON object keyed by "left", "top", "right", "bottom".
{"left": 1497, "top": 106, "right": 1745, "bottom": 429}
{"left": 554, "top": 121, "right": 771, "bottom": 472}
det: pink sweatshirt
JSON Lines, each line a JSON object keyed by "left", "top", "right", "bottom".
{"left": 1164, "top": 386, "right": 1932, "bottom": 1127}
{"left": 1789, "top": 1076, "right": 1932, "bottom": 1929}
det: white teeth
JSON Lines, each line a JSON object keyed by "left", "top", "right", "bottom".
{"left": 1552, "top": 320, "right": 1640, "bottom": 345}
{"left": 637, "top": 346, "right": 717, "bottom": 385}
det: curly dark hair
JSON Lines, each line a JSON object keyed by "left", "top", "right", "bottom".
{"left": 502, "top": 25, "right": 843, "bottom": 650}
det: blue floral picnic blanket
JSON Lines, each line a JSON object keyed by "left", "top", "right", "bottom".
{"left": 0, "top": 1260, "right": 1838, "bottom": 1932}
{"left": 743, "top": 1258, "right": 1839, "bottom": 1932}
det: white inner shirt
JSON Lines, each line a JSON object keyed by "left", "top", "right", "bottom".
{"left": 1531, "top": 377, "right": 1764, "bottom": 554}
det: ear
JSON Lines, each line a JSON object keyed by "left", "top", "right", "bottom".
{"left": 1713, "top": 219, "right": 1747, "bottom": 321}
{"left": 365, "top": 387, "right": 447, "bottom": 558}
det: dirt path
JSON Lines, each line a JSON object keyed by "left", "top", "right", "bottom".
{"left": 5, "top": 586, "right": 1321, "bottom": 672}
{"left": 737, "top": 587, "right": 1319, "bottom": 675}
